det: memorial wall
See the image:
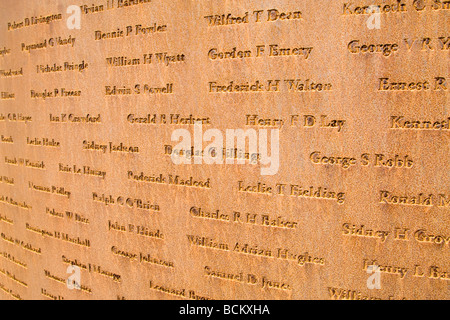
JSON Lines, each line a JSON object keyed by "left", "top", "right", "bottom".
{"left": 0, "top": 0, "right": 448, "bottom": 300}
